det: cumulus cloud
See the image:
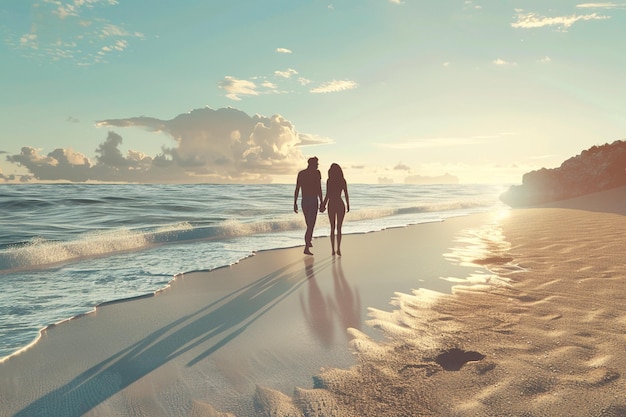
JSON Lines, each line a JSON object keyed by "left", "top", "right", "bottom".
{"left": 310, "top": 80, "right": 358, "bottom": 94}
{"left": 511, "top": 11, "right": 610, "bottom": 29}
{"left": 101, "top": 107, "right": 331, "bottom": 181}
{"left": 0, "top": 170, "right": 17, "bottom": 182}
{"left": 7, "top": 107, "right": 331, "bottom": 183}
{"left": 7, "top": 108, "right": 331, "bottom": 183}
{"left": 97, "top": 108, "right": 322, "bottom": 175}
{"left": 276, "top": 47, "right": 292, "bottom": 54}
{"left": 7, "top": 146, "right": 93, "bottom": 182}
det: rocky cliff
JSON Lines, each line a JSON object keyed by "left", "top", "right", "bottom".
{"left": 500, "top": 140, "right": 626, "bottom": 207}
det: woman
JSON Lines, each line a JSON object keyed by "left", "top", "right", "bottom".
{"left": 321, "top": 163, "right": 350, "bottom": 256}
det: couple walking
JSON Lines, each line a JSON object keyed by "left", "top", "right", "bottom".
{"left": 294, "top": 157, "right": 350, "bottom": 256}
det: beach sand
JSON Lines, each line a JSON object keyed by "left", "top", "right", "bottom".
{"left": 2, "top": 186, "right": 626, "bottom": 416}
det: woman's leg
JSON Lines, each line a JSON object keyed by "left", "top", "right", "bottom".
{"left": 328, "top": 210, "right": 337, "bottom": 255}
{"left": 336, "top": 209, "right": 345, "bottom": 256}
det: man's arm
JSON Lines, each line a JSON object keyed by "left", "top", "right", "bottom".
{"left": 294, "top": 173, "right": 301, "bottom": 213}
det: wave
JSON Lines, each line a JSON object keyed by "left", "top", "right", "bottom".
{"left": 0, "top": 228, "right": 164, "bottom": 272}
{"left": 0, "top": 199, "right": 495, "bottom": 273}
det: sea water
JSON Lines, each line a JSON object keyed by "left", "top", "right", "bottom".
{"left": 0, "top": 183, "right": 507, "bottom": 359}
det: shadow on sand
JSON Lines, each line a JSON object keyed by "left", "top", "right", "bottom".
{"left": 15, "top": 257, "right": 333, "bottom": 417}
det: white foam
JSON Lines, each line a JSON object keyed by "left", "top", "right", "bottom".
{"left": 6, "top": 229, "right": 149, "bottom": 270}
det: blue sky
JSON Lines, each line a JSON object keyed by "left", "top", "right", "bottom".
{"left": 1, "top": 0, "right": 625, "bottom": 184}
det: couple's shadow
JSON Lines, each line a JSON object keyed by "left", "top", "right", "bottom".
{"left": 299, "top": 257, "right": 361, "bottom": 347}
{"left": 14, "top": 258, "right": 313, "bottom": 417}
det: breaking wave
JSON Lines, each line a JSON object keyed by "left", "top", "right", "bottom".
{"left": 0, "top": 198, "right": 494, "bottom": 273}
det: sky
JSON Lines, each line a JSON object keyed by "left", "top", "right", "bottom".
{"left": 1, "top": 0, "right": 625, "bottom": 184}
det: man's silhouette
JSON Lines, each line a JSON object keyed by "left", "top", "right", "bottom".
{"left": 294, "top": 157, "right": 323, "bottom": 255}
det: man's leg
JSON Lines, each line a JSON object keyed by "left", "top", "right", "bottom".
{"left": 302, "top": 197, "right": 318, "bottom": 253}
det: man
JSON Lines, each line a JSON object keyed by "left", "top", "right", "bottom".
{"left": 294, "top": 157, "right": 323, "bottom": 255}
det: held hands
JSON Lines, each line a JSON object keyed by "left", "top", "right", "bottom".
{"left": 319, "top": 204, "right": 326, "bottom": 213}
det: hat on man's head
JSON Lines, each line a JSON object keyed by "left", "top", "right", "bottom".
{"left": 307, "top": 157, "right": 319, "bottom": 166}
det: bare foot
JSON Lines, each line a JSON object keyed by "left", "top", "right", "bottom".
{"left": 332, "top": 251, "right": 336, "bottom": 256}
{"left": 304, "top": 248, "right": 314, "bottom": 255}
{"left": 337, "top": 250, "right": 342, "bottom": 256}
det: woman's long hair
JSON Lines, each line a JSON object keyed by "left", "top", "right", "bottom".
{"left": 328, "top": 163, "right": 344, "bottom": 182}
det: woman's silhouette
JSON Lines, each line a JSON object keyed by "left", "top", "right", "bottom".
{"left": 321, "top": 163, "right": 350, "bottom": 256}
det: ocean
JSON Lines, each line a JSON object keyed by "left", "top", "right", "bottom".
{"left": 0, "top": 183, "right": 507, "bottom": 359}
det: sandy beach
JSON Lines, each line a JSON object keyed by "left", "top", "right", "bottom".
{"left": 3, "top": 186, "right": 626, "bottom": 416}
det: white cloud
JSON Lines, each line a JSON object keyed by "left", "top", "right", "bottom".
{"left": 388, "top": 0, "right": 403, "bottom": 4}
{"left": 298, "top": 77, "right": 312, "bottom": 86}
{"left": 53, "top": 3, "right": 77, "bottom": 19}
{"left": 576, "top": 2, "right": 626, "bottom": 8}
{"left": 511, "top": 11, "right": 610, "bottom": 29}
{"left": 19, "top": 33, "right": 39, "bottom": 49}
{"left": 538, "top": 56, "right": 552, "bottom": 63}
{"left": 95, "top": 107, "right": 331, "bottom": 182}
{"left": 12, "top": 0, "right": 143, "bottom": 65}
{"left": 276, "top": 47, "right": 292, "bottom": 54}
{"left": 100, "top": 24, "right": 131, "bottom": 38}
{"left": 7, "top": 146, "right": 93, "bottom": 182}
{"left": 493, "top": 58, "right": 517, "bottom": 66}
{"left": 297, "top": 133, "right": 334, "bottom": 146}
{"left": 310, "top": 80, "right": 358, "bottom": 94}
{"left": 218, "top": 76, "right": 260, "bottom": 101}
{"left": 9, "top": 108, "right": 334, "bottom": 183}
{"left": 217, "top": 74, "right": 357, "bottom": 99}
{"left": 464, "top": 0, "right": 482, "bottom": 10}
{"left": 275, "top": 68, "right": 298, "bottom": 78}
